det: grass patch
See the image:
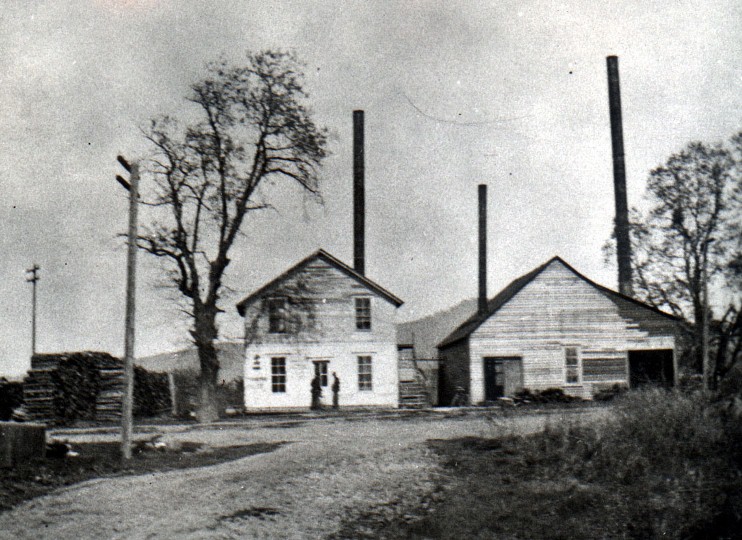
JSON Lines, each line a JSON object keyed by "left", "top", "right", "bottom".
{"left": 381, "top": 389, "right": 742, "bottom": 539}
{"left": 0, "top": 440, "right": 284, "bottom": 513}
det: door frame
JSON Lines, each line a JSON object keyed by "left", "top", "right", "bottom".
{"left": 482, "top": 356, "right": 523, "bottom": 401}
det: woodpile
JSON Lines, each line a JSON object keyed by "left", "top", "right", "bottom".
{"left": 22, "top": 352, "right": 171, "bottom": 425}
{"left": 96, "top": 355, "right": 124, "bottom": 423}
{"left": 22, "top": 367, "right": 57, "bottom": 424}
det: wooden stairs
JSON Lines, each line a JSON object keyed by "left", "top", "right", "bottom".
{"left": 399, "top": 380, "right": 430, "bottom": 409}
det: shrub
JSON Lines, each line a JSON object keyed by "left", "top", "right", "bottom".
{"left": 522, "top": 389, "right": 741, "bottom": 538}
{"left": 592, "top": 383, "right": 628, "bottom": 402}
{"left": 171, "top": 370, "right": 243, "bottom": 418}
{"left": 513, "top": 387, "right": 582, "bottom": 404}
{"left": 133, "top": 367, "right": 172, "bottom": 417}
{"left": 0, "top": 379, "right": 24, "bottom": 421}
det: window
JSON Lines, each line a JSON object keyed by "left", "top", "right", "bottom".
{"left": 355, "top": 297, "right": 371, "bottom": 330}
{"left": 313, "top": 360, "right": 329, "bottom": 387}
{"left": 565, "top": 347, "right": 580, "bottom": 384}
{"left": 268, "top": 298, "right": 287, "bottom": 334}
{"left": 271, "top": 357, "right": 287, "bottom": 393}
{"left": 358, "top": 355, "right": 373, "bottom": 391}
{"left": 582, "top": 357, "right": 627, "bottom": 382}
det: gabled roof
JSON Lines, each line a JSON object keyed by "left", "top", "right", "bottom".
{"left": 437, "top": 256, "right": 680, "bottom": 349}
{"left": 236, "top": 249, "right": 403, "bottom": 316}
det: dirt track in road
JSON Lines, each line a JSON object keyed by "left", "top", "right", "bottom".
{"left": 0, "top": 409, "right": 604, "bottom": 539}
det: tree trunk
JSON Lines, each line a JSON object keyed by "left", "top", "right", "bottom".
{"left": 193, "top": 306, "right": 220, "bottom": 423}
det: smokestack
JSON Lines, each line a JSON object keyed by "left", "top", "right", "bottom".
{"left": 606, "top": 55, "right": 633, "bottom": 297}
{"left": 478, "top": 184, "right": 488, "bottom": 314}
{"left": 353, "top": 110, "right": 365, "bottom": 275}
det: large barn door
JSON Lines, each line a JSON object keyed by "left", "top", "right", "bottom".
{"left": 628, "top": 349, "right": 674, "bottom": 388}
{"left": 484, "top": 357, "right": 523, "bottom": 401}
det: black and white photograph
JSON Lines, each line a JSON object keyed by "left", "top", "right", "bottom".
{"left": 0, "top": 1, "right": 740, "bottom": 538}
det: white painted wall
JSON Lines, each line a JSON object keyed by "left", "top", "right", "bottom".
{"left": 468, "top": 260, "right": 676, "bottom": 402}
{"left": 244, "top": 341, "right": 398, "bottom": 410}
{"left": 241, "top": 256, "right": 400, "bottom": 410}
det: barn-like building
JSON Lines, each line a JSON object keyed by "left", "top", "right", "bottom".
{"left": 437, "top": 256, "right": 681, "bottom": 404}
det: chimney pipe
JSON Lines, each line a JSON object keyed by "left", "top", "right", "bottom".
{"left": 478, "top": 184, "right": 488, "bottom": 314}
{"left": 353, "top": 110, "right": 365, "bottom": 275}
{"left": 606, "top": 56, "right": 633, "bottom": 296}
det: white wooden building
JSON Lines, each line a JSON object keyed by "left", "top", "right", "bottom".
{"left": 437, "top": 256, "right": 681, "bottom": 403}
{"left": 236, "top": 249, "right": 403, "bottom": 411}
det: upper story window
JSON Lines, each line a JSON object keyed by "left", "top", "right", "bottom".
{"left": 267, "top": 297, "right": 287, "bottom": 334}
{"left": 565, "top": 347, "right": 581, "bottom": 384}
{"left": 355, "top": 297, "right": 371, "bottom": 330}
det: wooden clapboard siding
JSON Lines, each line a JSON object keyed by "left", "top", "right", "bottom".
{"left": 244, "top": 342, "right": 399, "bottom": 409}
{"left": 439, "top": 339, "right": 470, "bottom": 405}
{"left": 467, "top": 260, "right": 675, "bottom": 402}
{"left": 242, "top": 257, "right": 397, "bottom": 346}
{"left": 240, "top": 251, "right": 401, "bottom": 410}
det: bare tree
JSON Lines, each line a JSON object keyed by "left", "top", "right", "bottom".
{"left": 138, "top": 51, "right": 328, "bottom": 421}
{"left": 608, "top": 133, "right": 741, "bottom": 388}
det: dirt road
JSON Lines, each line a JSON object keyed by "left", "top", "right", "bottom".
{"left": 0, "top": 409, "right": 602, "bottom": 539}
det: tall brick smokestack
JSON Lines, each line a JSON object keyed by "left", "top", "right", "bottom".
{"left": 479, "top": 184, "right": 488, "bottom": 314}
{"left": 607, "top": 56, "right": 633, "bottom": 296}
{"left": 353, "top": 110, "right": 365, "bottom": 275}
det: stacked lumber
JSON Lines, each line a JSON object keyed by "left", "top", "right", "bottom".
{"left": 22, "top": 352, "right": 171, "bottom": 425}
{"left": 54, "top": 353, "right": 101, "bottom": 423}
{"left": 21, "top": 369, "right": 57, "bottom": 424}
{"left": 96, "top": 356, "right": 124, "bottom": 422}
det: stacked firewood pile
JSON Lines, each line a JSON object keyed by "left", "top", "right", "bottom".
{"left": 22, "top": 352, "right": 171, "bottom": 425}
{"left": 95, "top": 354, "right": 125, "bottom": 422}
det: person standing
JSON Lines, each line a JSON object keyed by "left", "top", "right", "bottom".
{"left": 311, "top": 374, "right": 322, "bottom": 410}
{"left": 331, "top": 372, "right": 340, "bottom": 409}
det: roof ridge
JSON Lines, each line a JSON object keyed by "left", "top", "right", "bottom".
{"left": 437, "top": 256, "right": 679, "bottom": 349}
{"left": 235, "top": 248, "right": 403, "bottom": 315}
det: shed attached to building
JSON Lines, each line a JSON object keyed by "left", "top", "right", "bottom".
{"left": 437, "top": 256, "right": 681, "bottom": 404}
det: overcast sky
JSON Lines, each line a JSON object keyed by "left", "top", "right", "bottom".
{"left": 1, "top": 1, "right": 739, "bottom": 376}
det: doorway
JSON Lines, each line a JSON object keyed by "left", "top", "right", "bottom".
{"left": 628, "top": 349, "right": 674, "bottom": 388}
{"left": 483, "top": 357, "right": 523, "bottom": 401}
{"left": 312, "top": 360, "right": 329, "bottom": 388}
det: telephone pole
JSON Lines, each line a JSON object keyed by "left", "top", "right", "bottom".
{"left": 116, "top": 155, "right": 139, "bottom": 460}
{"left": 26, "top": 264, "right": 40, "bottom": 355}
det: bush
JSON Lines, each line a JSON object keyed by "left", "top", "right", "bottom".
{"left": 513, "top": 387, "right": 582, "bottom": 404}
{"left": 523, "top": 389, "right": 741, "bottom": 538}
{"left": 592, "top": 383, "right": 628, "bottom": 402}
{"left": 0, "top": 379, "right": 24, "bottom": 421}
{"left": 133, "top": 367, "right": 172, "bottom": 417}
{"left": 171, "top": 370, "right": 244, "bottom": 418}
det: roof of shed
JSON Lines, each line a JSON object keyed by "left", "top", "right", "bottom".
{"left": 236, "top": 249, "right": 404, "bottom": 316}
{"left": 437, "top": 256, "right": 680, "bottom": 349}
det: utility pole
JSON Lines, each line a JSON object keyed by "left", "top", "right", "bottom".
{"left": 26, "top": 264, "right": 40, "bottom": 356}
{"left": 116, "top": 155, "right": 139, "bottom": 460}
